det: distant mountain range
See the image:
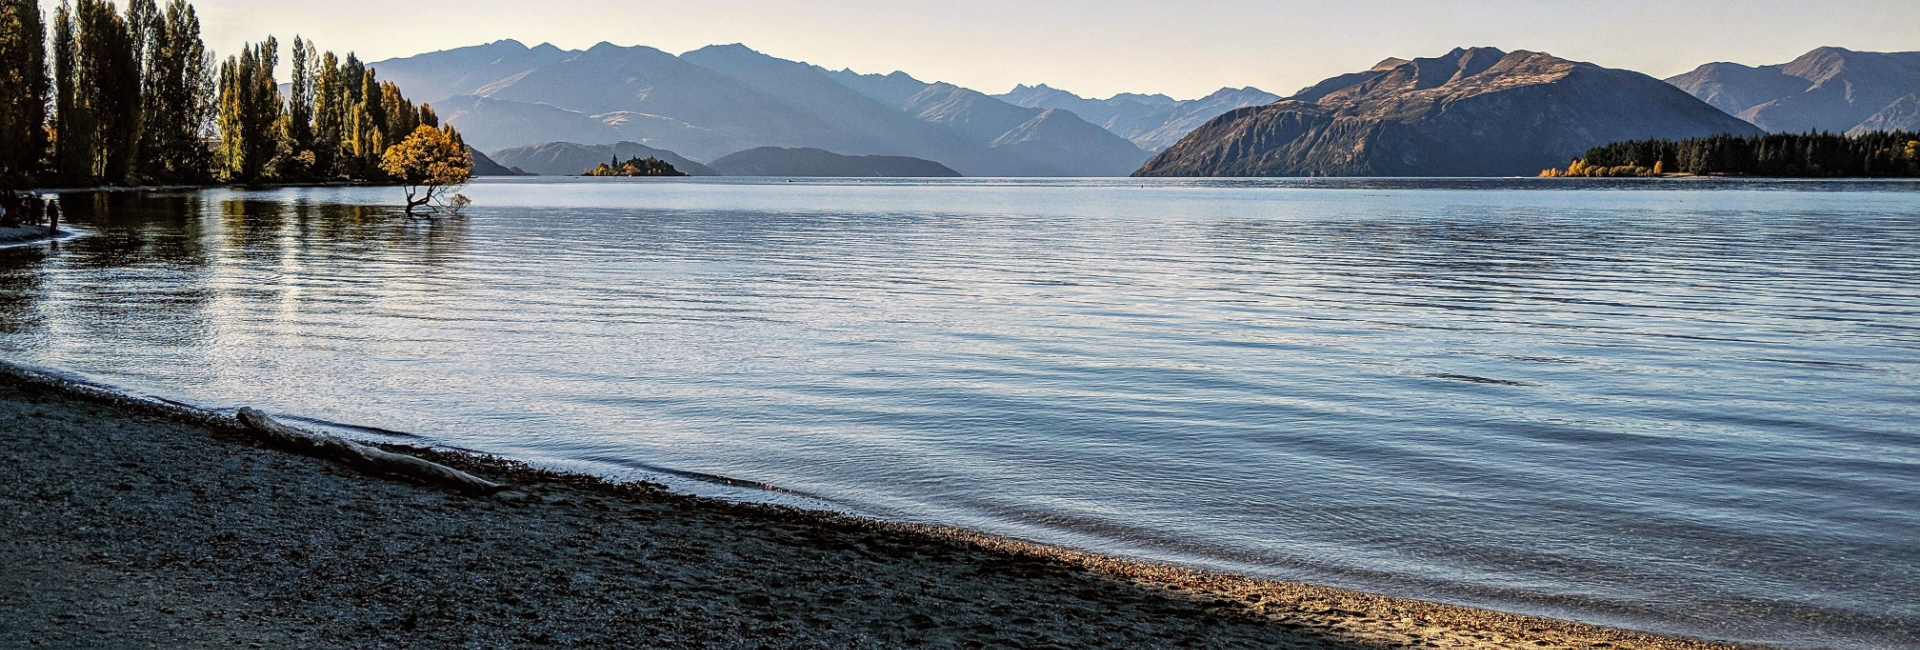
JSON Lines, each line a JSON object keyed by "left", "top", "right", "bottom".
{"left": 820, "top": 69, "right": 1152, "bottom": 176}
{"left": 1666, "top": 47, "right": 1920, "bottom": 135}
{"left": 993, "top": 85, "right": 1280, "bottom": 153}
{"left": 375, "top": 40, "right": 1918, "bottom": 178}
{"left": 371, "top": 40, "right": 1158, "bottom": 176}
{"left": 709, "top": 148, "right": 960, "bottom": 177}
{"left": 1138, "top": 47, "right": 1761, "bottom": 177}
{"left": 468, "top": 148, "right": 530, "bottom": 176}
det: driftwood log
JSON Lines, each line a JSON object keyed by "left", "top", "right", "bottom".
{"left": 236, "top": 408, "right": 504, "bottom": 496}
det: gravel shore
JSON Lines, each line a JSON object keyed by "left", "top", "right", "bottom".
{"left": 0, "top": 365, "right": 1752, "bottom": 649}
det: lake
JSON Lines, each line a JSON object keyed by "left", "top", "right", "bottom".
{"left": 2, "top": 177, "right": 1916, "bottom": 648}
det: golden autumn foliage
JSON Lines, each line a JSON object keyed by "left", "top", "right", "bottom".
{"left": 582, "top": 156, "right": 686, "bottom": 177}
{"left": 378, "top": 124, "right": 472, "bottom": 215}
{"left": 1540, "top": 158, "right": 1661, "bottom": 178}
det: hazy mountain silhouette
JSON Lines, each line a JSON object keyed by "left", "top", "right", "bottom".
{"left": 1848, "top": 94, "right": 1920, "bottom": 135}
{"left": 468, "top": 147, "right": 531, "bottom": 176}
{"left": 994, "top": 84, "right": 1280, "bottom": 152}
{"left": 489, "top": 141, "right": 719, "bottom": 176}
{"left": 709, "top": 148, "right": 960, "bottom": 177}
{"left": 1667, "top": 48, "right": 1920, "bottom": 134}
{"left": 678, "top": 45, "right": 1014, "bottom": 175}
{"left": 475, "top": 43, "right": 861, "bottom": 158}
{"left": 1138, "top": 47, "right": 1761, "bottom": 177}
{"left": 827, "top": 70, "right": 1152, "bottom": 175}
{"left": 366, "top": 39, "right": 577, "bottom": 104}
{"left": 432, "top": 94, "right": 761, "bottom": 160}
{"left": 374, "top": 42, "right": 1150, "bottom": 175}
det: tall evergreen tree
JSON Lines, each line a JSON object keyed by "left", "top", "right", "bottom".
{"left": 380, "top": 81, "right": 417, "bottom": 144}
{"left": 137, "top": 0, "right": 213, "bottom": 182}
{"left": 345, "top": 66, "right": 387, "bottom": 177}
{"left": 75, "top": 0, "right": 140, "bottom": 184}
{"left": 286, "top": 37, "right": 315, "bottom": 159}
{"left": 0, "top": 0, "right": 48, "bottom": 188}
{"left": 310, "top": 50, "right": 344, "bottom": 179}
{"left": 217, "top": 37, "right": 280, "bottom": 183}
{"left": 50, "top": 2, "right": 91, "bottom": 186}
{"left": 21, "top": 5, "right": 438, "bottom": 190}
{"left": 341, "top": 53, "right": 364, "bottom": 106}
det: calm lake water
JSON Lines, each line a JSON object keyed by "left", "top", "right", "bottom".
{"left": 2, "top": 178, "right": 1916, "bottom": 648}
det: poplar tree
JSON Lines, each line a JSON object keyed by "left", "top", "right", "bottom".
{"left": 311, "top": 50, "right": 344, "bottom": 178}
{"left": 21, "top": 5, "right": 437, "bottom": 190}
{"left": 354, "top": 68, "right": 387, "bottom": 175}
{"left": 380, "top": 81, "right": 418, "bottom": 144}
{"left": 137, "top": 0, "right": 213, "bottom": 182}
{"left": 0, "top": 0, "right": 47, "bottom": 188}
{"left": 286, "top": 37, "right": 315, "bottom": 161}
{"left": 51, "top": 2, "right": 92, "bottom": 185}
{"left": 342, "top": 53, "right": 364, "bottom": 106}
{"left": 76, "top": 0, "right": 140, "bottom": 184}
{"left": 217, "top": 37, "right": 280, "bottom": 183}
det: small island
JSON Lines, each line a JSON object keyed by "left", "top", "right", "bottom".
{"left": 582, "top": 156, "right": 688, "bottom": 177}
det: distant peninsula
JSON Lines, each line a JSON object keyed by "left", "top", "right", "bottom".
{"left": 1541, "top": 131, "right": 1920, "bottom": 177}
{"left": 709, "top": 147, "right": 961, "bottom": 177}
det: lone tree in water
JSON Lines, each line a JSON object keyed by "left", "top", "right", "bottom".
{"left": 379, "top": 124, "right": 471, "bottom": 215}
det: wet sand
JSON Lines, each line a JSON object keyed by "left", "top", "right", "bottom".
{"left": 0, "top": 225, "right": 59, "bottom": 244}
{"left": 0, "top": 364, "right": 1754, "bottom": 649}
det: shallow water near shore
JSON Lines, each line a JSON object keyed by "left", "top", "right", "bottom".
{"left": 1, "top": 177, "right": 1916, "bottom": 648}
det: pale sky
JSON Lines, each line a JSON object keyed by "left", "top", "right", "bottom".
{"left": 45, "top": 0, "right": 1920, "bottom": 100}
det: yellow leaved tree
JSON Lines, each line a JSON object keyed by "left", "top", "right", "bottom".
{"left": 379, "top": 125, "right": 473, "bottom": 216}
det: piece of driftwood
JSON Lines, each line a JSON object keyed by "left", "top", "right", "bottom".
{"left": 236, "top": 408, "right": 504, "bottom": 496}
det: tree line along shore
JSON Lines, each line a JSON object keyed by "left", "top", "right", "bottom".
{"left": 0, "top": 0, "right": 471, "bottom": 222}
{"left": 1543, "top": 131, "right": 1920, "bottom": 178}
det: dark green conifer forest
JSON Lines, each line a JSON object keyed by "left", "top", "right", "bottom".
{"left": 1545, "top": 132, "right": 1920, "bottom": 178}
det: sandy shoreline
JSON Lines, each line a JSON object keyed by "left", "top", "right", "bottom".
{"left": 0, "top": 225, "right": 63, "bottom": 245}
{"left": 0, "top": 362, "right": 1755, "bottom": 649}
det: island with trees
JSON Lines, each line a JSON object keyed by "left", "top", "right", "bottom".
{"left": 582, "top": 156, "right": 688, "bottom": 177}
{"left": 1542, "top": 131, "right": 1920, "bottom": 178}
{"left": 0, "top": 0, "right": 470, "bottom": 225}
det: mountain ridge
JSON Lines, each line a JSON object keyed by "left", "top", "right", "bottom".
{"left": 1667, "top": 47, "right": 1920, "bottom": 134}
{"left": 1138, "top": 47, "right": 1762, "bottom": 177}
{"left": 374, "top": 42, "right": 1150, "bottom": 176}
{"left": 992, "top": 84, "right": 1279, "bottom": 153}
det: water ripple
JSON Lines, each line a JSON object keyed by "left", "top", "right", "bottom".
{"left": 1, "top": 178, "right": 1916, "bottom": 648}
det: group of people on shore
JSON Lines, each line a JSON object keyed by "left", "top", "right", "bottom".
{"left": 0, "top": 191, "right": 58, "bottom": 234}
